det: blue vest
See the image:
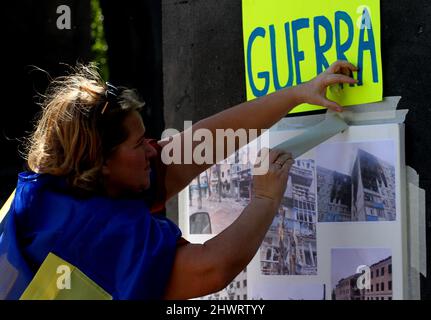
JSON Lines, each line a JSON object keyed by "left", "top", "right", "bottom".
{"left": 0, "top": 171, "right": 182, "bottom": 299}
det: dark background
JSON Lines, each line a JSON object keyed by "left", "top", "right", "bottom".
{"left": 0, "top": 0, "right": 429, "bottom": 299}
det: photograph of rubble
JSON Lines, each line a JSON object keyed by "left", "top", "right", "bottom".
{"left": 188, "top": 146, "right": 254, "bottom": 235}
{"left": 331, "top": 248, "right": 393, "bottom": 300}
{"left": 316, "top": 140, "right": 396, "bottom": 222}
{"left": 260, "top": 159, "right": 317, "bottom": 275}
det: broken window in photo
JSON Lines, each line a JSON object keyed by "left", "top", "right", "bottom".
{"left": 316, "top": 141, "right": 396, "bottom": 222}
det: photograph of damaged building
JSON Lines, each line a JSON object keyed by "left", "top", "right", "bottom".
{"left": 316, "top": 141, "right": 396, "bottom": 222}
{"left": 188, "top": 147, "right": 253, "bottom": 235}
{"left": 331, "top": 248, "right": 393, "bottom": 300}
{"left": 260, "top": 159, "right": 317, "bottom": 275}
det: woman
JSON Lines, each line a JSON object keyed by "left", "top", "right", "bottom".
{"left": 0, "top": 61, "right": 357, "bottom": 300}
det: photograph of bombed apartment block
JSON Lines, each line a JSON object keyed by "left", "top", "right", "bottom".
{"left": 188, "top": 147, "right": 253, "bottom": 235}
{"left": 316, "top": 141, "right": 396, "bottom": 222}
{"left": 332, "top": 248, "right": 393, "bottom": 300}
{"left": 260, "top": 159, "right": 317, "bottom": 275}
{"left": 198, "top": 268, "right": 248, "bottom": 300}
{"left": 250, "top": 284, "right": 325, "bottom": 300}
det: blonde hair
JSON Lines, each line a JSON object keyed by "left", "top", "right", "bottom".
{"left": 26, "top": 64, "right": 144, "bottom": 193}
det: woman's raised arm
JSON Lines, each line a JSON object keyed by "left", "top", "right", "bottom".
{"left": 162, "top": 60, "right": 358, "bottom": 200}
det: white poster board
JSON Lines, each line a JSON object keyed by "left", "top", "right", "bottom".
{"left": 178, "top": 122, "right": 407, "bottom": 300}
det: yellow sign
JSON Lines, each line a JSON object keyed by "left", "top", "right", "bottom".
{"left": 242, "top": 0, "right": 383, "bottom": 113}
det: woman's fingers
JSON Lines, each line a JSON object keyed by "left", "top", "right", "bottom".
{"left": 324, "top": 74, "right": 358, "bottom": 86}
{"left": 274, "top": 153, "right": 293, "bottom": 166}
{"left": 271, "top": 152, "right": 293, "bottom": 176}
{"left": 300, "top": 60, "right": 357, "bottom": 112}
{"left": 327, "top": 60, "right": 358, "bottom": 74}
{"left": 281, "top": 158, "right": 295, "bottom": 178}
{"left": 268, "top": 148, "right": 284, "bottom": 165}
{"left": 255, "top": 149, "right": 294, "bottom": 176}
{"left": 321, "top": 98, "right": 343, "bottom": 112}
{"left": 252, "top": 149, "right": 293, "bottom": 203}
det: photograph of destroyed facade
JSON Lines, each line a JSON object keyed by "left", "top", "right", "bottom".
{"left": 260, "top": 159, "right": 317, "bottom": 275}
{"left": 199, "top": 268, "right": 248, "bottom": 300}
{"left": 317, "top": 141, "right": 396, "bottom": 222}
{"left": 188, "top": 147, "right": 252, "bottom": 235}
{"left": 332, "top": 248, "right": 393, "bottom": 300}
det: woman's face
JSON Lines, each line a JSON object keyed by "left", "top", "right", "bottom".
{"left": 102, "top": 110, "right": 157, "bottom": 197}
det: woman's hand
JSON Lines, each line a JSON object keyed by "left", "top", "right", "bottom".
{"left": 252, "top": 148, "right": 294, "bottom": 209}
{"left": 165, "top": 148, "right": 296, "bottom": 299}
{"left": 296, "top": 60, "right": 358, "bottom": 112}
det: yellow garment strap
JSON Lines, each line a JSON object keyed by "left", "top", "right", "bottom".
{"left": 0, "top": 190, "right": 15, "bottom": 224}
{"left": 20, "top": 253, "right": 112, "bottom": 300}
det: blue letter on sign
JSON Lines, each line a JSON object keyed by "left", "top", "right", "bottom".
{"left": 357, "top": 8, "right": 378, "bottom": 85}
{"left": 335, "top": 11, "right": 354, "bottom": 62}
{"left": 247, "top": 27, "right": 270, "bottom": 97}
{"left": 314, "top": 15, "right": 333, "bottom": 74}
{"left": 270, "top": 24, "right": 294, "bottom": 90}
{"left": 335, "top": 11, "right": 354, "bottom": 86}
{"left": 292, "top": 18, "right": 310, "bottom": 85}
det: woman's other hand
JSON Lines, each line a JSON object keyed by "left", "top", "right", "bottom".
{"left": 252, "top": 148, "right": 294, "bottom": 209}
{"left": 296, "top": 60, "right": 359, "bottom": 112}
